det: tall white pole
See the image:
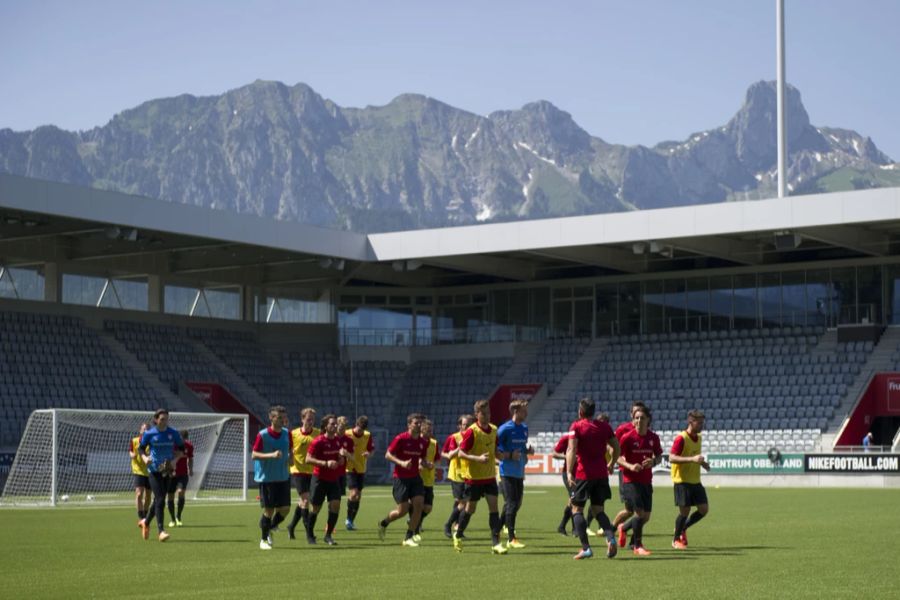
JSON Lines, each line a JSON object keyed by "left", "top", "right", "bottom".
{"left": 50, "top": 410, "right": 58, "bottom": 507}
{"left": 776, "top": 0, "right": 787, "bottom": 198}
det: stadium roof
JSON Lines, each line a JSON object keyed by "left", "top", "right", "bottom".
{"left": 1, "top": 173, "right": 899, "bottom": 292}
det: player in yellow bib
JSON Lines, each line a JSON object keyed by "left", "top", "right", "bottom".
{"left": 130, "top": 422, "right": 152, "bottom": 539}
{"left": 413, "top": 419, "right": 440, "bottom": 541}
{"left": 287, "top": 407, "right": 320, "bottom": 540}
{"left": 344, "top": 415, "right": 374, "bottom": 530}
{"left": 669, "top": 409, "right": 711, "bottom": 549}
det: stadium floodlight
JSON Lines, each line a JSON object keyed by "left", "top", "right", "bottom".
{"left": 0, "top": 409, "right": 249, "bottom": 507}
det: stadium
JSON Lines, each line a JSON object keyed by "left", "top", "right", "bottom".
{"left": 1, "top": 170, "right": 899, "bottom": 596}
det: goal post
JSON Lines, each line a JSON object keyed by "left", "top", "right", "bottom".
{"left": 0, "top": 409, "right": 249, "bottom": 507}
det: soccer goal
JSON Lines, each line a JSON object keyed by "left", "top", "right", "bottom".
{"left": 0, "top": 409, "right": 249, "bottom": 507}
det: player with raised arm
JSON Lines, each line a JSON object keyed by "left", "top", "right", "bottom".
{"left": 615, "top": 405, "right": 662, "bottom": 555}
{"left": 252, "top": 406, "right": 292, "bottom": 550}
{"left": 414, "top": 418, "right": 440, "bottom": 541}
{"left": 287, "top": 407, "right": 319, "bottom": 540}
{"left": 139, "top": 409, "right": 185, "bottom": 543}
{"left": 305, "top": 414, "right": 345, "bottom": 546}
{"left": 497, "top": 399, "right": 533, "bottom": 549}
{"left": 167, "top": 430, "right": 194, "bottom": 528}
{"left": 441, "top": 413, "right": 473, "bottom": 539}
{"left": 344, "top": 415, "right": 375, "bottom": 531}
{"left": 130, "top": 422, "right": 152, "bottom": 539}
{"left": 670, "top": 409, "right": 711, "bottom": 549}
{"left": 378, "top": 413, "right": 430, "bottom": 547}
{"left": 453, "top": 399, "right": 507, "bottom": 555}
{"left": 566, "top": 398, "right": 620, "bottom": 560}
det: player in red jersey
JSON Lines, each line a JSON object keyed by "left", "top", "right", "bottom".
{"left": 615, "top": 406, "right": 663, "bottom": 555}
{"left": 166, "top": 430, "right": 194, "bottom": 527}
{"left": 305, "top": 414, "right": 345, "bottom": 545}
{"left": 566, "top": 398, "right": 620, "bottom": 560}
{"left": 612, "top": 401, "right": 649, "bottom": 532}
{"left": 378, "top": 413, "right": 432, "bottom": 547}
{"left": 441, "top": 413, "right": 473, "bottom": 539}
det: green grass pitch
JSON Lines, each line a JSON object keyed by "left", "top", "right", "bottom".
{"left": 1, "top": 486, "right": 898, "bottom": 599}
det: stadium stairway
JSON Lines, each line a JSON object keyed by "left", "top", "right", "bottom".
{"left": 92, "top": 327, "right": 191, "bottom": 412}
{"left": 826, "top": 326, "right": 900, "bottom": 432}
{"left": 499, "top": 342, "right": 542, "bottom": 383}
{"left": 529, "top": 338, "right": 609, "bottom": 432}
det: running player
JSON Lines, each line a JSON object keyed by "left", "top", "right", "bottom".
{"left": 344, "top": 415, "right": 374, "bottom": 530}
{"left": 441, "top": 413, "right": 473, "bottom": 539}
{"left": 615, "top": 405, "right": 662, "bottom": 555}
{"left": 497, "top": 399, "right": 533, "bottom": 549}
{"left": 287, "top": 407, "right": 319, "bottom": 540}
{"left": 130, "top": 422, "right": 152, "bottom": 538}
{"left": 670, "top": 409, "right": 711, "bottom": 549}
{"left": 305, "top": 414, "right": 345, "bottom": 545}
{"left": 378, "top": 413, "right": 431, "bottom": 547}
{"left": 566, "top": 398, "right": 620, "bottom": 560}
{"left": 415, "top": 418, "right": 440, "bottom": 541}
{"left": 612, "top": 401, "right": 648, "bottom": 532}
{"left": 551, "top": 432, "right": 573, "bottom": 536}
{"left": 139, "top": 409, "right": 185, "bottom": 542}
{"left": 167, "top": 430, "right": 194, "bottom": 527}
{"left": 252, "top": 405, "right": 292, "bottom": 550}
{"left": 454, "top": 399, "right": 507, "bottom": 555}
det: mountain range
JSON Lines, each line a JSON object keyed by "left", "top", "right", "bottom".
{"left": 1, "top": 80, "right": 897, "bottom": 233}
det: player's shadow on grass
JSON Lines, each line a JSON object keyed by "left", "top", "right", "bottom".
{"left": 175, "top": 539, "right": 249, "bottom": 544}
{"left": 180, "top": 524, "right": 243, "bottom": 528}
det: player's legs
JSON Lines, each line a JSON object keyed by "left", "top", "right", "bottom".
{"left": 147, "top": 473, "right": 168, "bottom": 534}
{"left": 324, "top": 496, "right": 341, "bottom": 544}
{"left": 175, "top": 477, "right": 187, "bottom": 524}
{"left": 484, "top": 489, "right": 502, "bottom": 547}
{"left": 405, "top": 494, "right": 424, "bottom": 541}
{"left": 416, "top": 486, "right": 433, "bottom": 536}
{"left": 134, "top": 483, "right": 145, "bottom": 520}
{"left": 346, "top": 472, "right": 363, "bottom": 528}
{"left": 288, "top": 475, "right": 311, "bottom": 539}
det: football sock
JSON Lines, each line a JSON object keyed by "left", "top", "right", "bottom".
{"left": 674, "top": 514, "right": 688, "bottom": 540}
{"left": 572, "top": 512, "right": 590, "bottom": 550}
{"left": 347, "top": 500, "right": 360, "bottom": 522}
{"left": 446, "top": 506, "right": 461, "bottom": 530}
{"left": 631, "top": 516, "right": 644, "bottom": 547}
{"left": 621, "top": 515, "right": 635, "bottom": 533}
{"left": 685, "top": 511, "right": 706, "bottom": 529}
{"left": 259, "top": 514, "right": 272, "bottom": 541}
{"left": 405, "top": 529, "right": 414, "bottom": 540}
{"left": 326, "top": 511, "right": 339, "bottom": 535}
{"left": 167, "top": 497, "right": 176, "bottom": 522}
{"left": 380, "top": 518, "right": 390, "bottom": 528}
{"left": 138, "top": 509, "right": 144, "bottom": 520}
{"left": 271, "top": 512, "right": 285, "bottom": 528}
{"left": 507, "top": 511, "right": 517, "bottom": 541}
{"left": 456, "top": 511, "right": 472, "bottom": 535}
{"left": 559, "top": 505, "right": 572, "bottom": 529}
{"left": 289, "top": 506, "right": 303, "bottom": 531}
{"left": 596, "top": 512, "right": 613, "bottom": 536}
{"left": 301, "top": 507, "right": 310, "bottom": 531}
{"left": 416, "top": 510, "right": 429, "bottom": 534}
{"left": 176, "top": 496, "right": 185, "bottom": 519}
{"left": 306, "top": 511, "right": 319, "bottom": 537}
{"left": 489, "top": 512, "right": 501, "bottom": 546}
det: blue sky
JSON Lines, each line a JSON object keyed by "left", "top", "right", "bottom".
{"left": 2, "top": 0, "right": 898, "bottom": 159}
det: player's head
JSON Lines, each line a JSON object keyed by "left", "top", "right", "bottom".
{"left": 336, "top": 415, "right": 348, "bottom": 432}
{"left": 300, "top": 407, "right": 316, "bottom": 429}
{"left": 474, "top": 399, "right": 490, "bottom": 424}
{"left": 458, "top": 414, "right": 473, "bottom": 432}
{"left": 509, "top": 399, "right": 529, "bottom": 422}
{"left": 268, "top": 405, "right": 285, "bottom": 428}
{"left": 421, "top": 418, "right": 433, "bottom": 437}
{"left": 596, "top": 412, "right": 610, "bottom": 423}
{"left": 632, "top": 406, "right": 650, "bottom": 433}
{"left": 407, "top": 413, "right": 423, "bottom": 436}
{"left": 630, "top": 401, "right": 648, "bottom": 418}
{"left": 355, "top": 415, "right": 368, "bottom": 431}
{"left": 687, "top": 409, "right": 705, "bottom": 433}
{"left": 321, "top": 414, "right": 337, "bottom": 435}
{"left": 153, "top": 409, "right": 169, "bottom": 429}
{"left": 139, "top": 422, "right": 149, "bottom": 435}
{"left": 182, "top": 430, "right": 190, "bottom": 440}
{"left": 578, "top": 398, "right": 595, "bottom": 419}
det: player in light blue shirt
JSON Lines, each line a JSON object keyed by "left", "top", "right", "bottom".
{"left": 496, "top": 399, "right": 534, "bottom": 549}
{"left": 138, "top": 409, "right": 184, "bottom": 542}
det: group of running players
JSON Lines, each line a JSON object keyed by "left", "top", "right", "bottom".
{"left": 251, "top": 396, "right": 711, "bottom": 559}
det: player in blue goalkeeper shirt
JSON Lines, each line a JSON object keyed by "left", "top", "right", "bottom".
{"left": 139, "top": 409, "right": 184, "bottom": 542}
{"left": 497, "top": 399, "right": 534, "bottom": 549}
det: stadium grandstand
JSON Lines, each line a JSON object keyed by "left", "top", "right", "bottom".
{"left": 2, "top": 172, "right": 900, "bottom": 486}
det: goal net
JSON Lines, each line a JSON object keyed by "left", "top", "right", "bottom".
{"left": 0, "top": 409, "right": 248, "bottom": 506}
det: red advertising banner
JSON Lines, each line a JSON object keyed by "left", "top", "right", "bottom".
{"left": 488, "top": 384, "right": 543, "bottom": 426}
{"left": 186, "top": 382, "right": 264, "bottom": 434}
{"left": 836, "top": 373, "right": 900, "bottom": 445}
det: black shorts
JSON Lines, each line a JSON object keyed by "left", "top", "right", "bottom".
{"left": 133, "top": 474, "right": 150, "bottom": 489}
{"left": 338, "top": 474, "right": 347, "bottom": 496}
{"left": 674, "top": 482, "right": 708, "bottom": 507}
{"left": 450, "top": 481, "right": 468, "bottom": 501}
{"left": 392, "top": 476, "right": 425, "bottom": 504}
{"left": 347, "top": 472, "right": 366, "bottom": 491}
{"left": 292, "top": 474, "right": 312, "bottom": 495}
{"left": 423, "top": 486, "right": 435, "bottom": 507}
{"left": 259, "top": 480, "right": 292, "bottom": 509}
{"left": 167, "top": 475, "right": 189, "bottom": 494}
{"left": 621, "top": 482, "right": 653, "bottom": 512}
{"left": 310, "top": 477, "right": 342, "bottom": 506}
{"left": 465, "top": 480, "right": 499, "bottom": 502}
{"left": 570, "top": 478, "right": 611, "bottom": 508}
